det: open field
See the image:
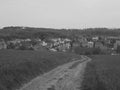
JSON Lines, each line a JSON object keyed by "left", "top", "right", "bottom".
{"left": 0, "top": 49, "right": 81, "bottom": 90}
{"left": 81, "top": 55, "right": 120, "bottom": 90}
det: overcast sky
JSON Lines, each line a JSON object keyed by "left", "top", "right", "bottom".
{"left": 0, "top": 0, "right": 120, "bottom": 29}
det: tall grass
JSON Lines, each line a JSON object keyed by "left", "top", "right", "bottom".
{"left": 0, "top": 50, "right": 80, "bottom": 90}
{"left": 81, "top": 55, "right": 120, "bottom": 90}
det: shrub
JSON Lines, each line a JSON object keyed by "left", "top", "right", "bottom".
{"left": 74, "top": 47, "right": 102, "bottom": 55}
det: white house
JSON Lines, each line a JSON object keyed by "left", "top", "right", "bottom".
{"left": 87, "top": 41, "right": 94, "bottom": 48}
{"left": 0, "top": 40, "right": 7, "bottom": 49}
{"left": 92, "top": 36, "right": 99, "bottom": 41}
{"left": 41, "top": 41, "right": 47, "bottom": 46}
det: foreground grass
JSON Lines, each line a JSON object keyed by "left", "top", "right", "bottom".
{"left": 81, "top": 55, "right": 120, "bottom": 90}
{"left": 0, "top": 50, "right": 80, "bottom": 90}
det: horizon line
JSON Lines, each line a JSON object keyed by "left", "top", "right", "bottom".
{"left": 1, "top": 26, "right": 120, "bottom": 30}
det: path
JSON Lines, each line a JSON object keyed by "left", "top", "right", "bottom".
{"left": 19, "top": 55, "right": 91, "bottom": 90}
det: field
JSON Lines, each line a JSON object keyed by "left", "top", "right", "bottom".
{"left": 81, "top": 55, "right": 120, "bottom": 90}
{"left": 0, "top": 49, "right": 81, "bottom": 90}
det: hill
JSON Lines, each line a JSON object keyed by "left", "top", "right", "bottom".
{"left": 1, "top": 26, "right": 120, "bottom": 40}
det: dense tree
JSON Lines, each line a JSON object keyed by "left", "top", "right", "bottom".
{"left": 74, "top": 47, "right": 102, "bottom": 55}
{"left": 116, "top": 46, "right": 120, "bottom": 53}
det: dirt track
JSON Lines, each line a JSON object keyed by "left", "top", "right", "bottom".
{"left": 19, "top": 56, "right": 91, "bottom": 90}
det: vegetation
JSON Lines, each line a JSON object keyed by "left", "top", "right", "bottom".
{"left": 1, "top": 26, "right": 120, "bottom": 40}
{"left": 74, "top": 47, "right": 102, "bottom": 55}
{"left": 0, "top": 49, "right": 80, "bottom": 90}
{"left": 81, "top": 55, "right": 120, "bottom": 90}
{"left": 116, "top": 46, "right": 120, "bottom": 53}
{"left": 0, "top": 27, "right": 70, "bottom": 40}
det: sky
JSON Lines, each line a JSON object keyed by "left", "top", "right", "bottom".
{"left": 0, "top": 0, "right": 120, "bottom": 29}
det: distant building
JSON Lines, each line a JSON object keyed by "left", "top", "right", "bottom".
{"left": 87, "top": 41, "right": 94, "bottom": 48}
{"left": 41, "top": 41, "right": 47, "bottom": 46}
{"left": 0, "top": 40, "right": 7, "bottom": 49}
{"left": 114, "top": 40, "right": 120, "bottom": 50}
{"left": 78, "top": 37, "right": 87, "bottom": 43}
{"left": 49, "top": 48, "right": 57, "bottom": 52}
{"left": 92, "top": 36, "right": 99, "bottom": 41}
{"left": 55, "top": 43, "right": 70, "bottom": 52}
{"left": 64, "top": 38, "right": 71, "bottom": 42}
{"left": 24, "top": 39, "right": 31, "bottom": 42}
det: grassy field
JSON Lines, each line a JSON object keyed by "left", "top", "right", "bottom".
{"left": 0, "top": 49, "right": 81, "bottom": 90}
{"left": 81, "top": 55, "right": 120, "bottom": 90}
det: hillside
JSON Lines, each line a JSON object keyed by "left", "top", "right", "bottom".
{"left": 1, "top": 26, "right": 120, "bottom": 40}
{"left": 0, "top": 27, "right": 71, "bottom": 40}
{"left": 0, "top": 49, "right": 81, "bottom": 90}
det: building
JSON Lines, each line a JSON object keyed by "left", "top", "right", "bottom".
{"left": 0, "top": 40, "right": 7, "bottom": 49}
{"left": 114, "top": 40, "right": 120, "bottom": 50}
{"left": 57, "top": 44, "right": 67, "bottom": 52}
{"left": 92, "top": 36, "right": 99, "bottom": 41}
{"left": 87, "top": 41, "right": 94, "bottom": 48}
{"left": 41, "top": 41, "right": 47, "bottom": 46}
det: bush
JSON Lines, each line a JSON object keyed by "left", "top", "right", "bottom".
{"left": 116, "top": 45, "right": 120, "bottom": 54}
{"left": 74, "top": 47, "right": 102, "bottom": 55}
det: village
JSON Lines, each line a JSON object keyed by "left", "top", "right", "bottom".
{"left": 0, "top": 35, "right": 120, "bottom": 54}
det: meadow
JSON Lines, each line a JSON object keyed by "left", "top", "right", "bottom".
{"left": 0, "top": 49, "right": 80, "bottom": 90}
{"left": 81, "top": 55, "right": 120, "bottom": 90}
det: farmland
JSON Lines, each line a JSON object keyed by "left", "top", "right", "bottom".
{"left": 81, "top": 55, "right": 120, "bottom": 90}
{"left": 0, "top": 49, "right": 81, "bottom": 90}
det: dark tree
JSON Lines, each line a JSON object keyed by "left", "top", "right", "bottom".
{"left": 116, "top": 46, "right": 120, "bottom": 53}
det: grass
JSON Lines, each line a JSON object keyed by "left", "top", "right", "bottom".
{"left": 0, "top": 49, "right": 81, "bottom": 90}
{"left": 81, "top": 55, "right": 120, "bottom": 90}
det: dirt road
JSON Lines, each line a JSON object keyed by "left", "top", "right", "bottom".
{"left": 19, "top": 56, "right": 91, "bottom": 90}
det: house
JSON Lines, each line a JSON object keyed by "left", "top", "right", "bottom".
{"left": 24, "top": 39, "right": 31, "bottom": 42}
{"left": 8, "top": 39, "right": 22, "bottom": 45}
{"left": 49, "top": 48, "right": 57, "bottom": 52}
{"left": 87, "top": 41, "right": 94, "bottom": 48}
{"left": 78, "top": 37, "right": 87, "bottom": 43}
{"left": 64, "top": 38, "right": 71, "bottom": 42}
{"left": 41, "top": 41, "right": 47, "bottom": 46}
{"left": 92, "top": 36, "right": 99, "bottom": 41}
{"left": 114, "top": 40, "right": 120, "bottom": 50}
{"left": 51, "top": 38, "right": 60, "bottom": 42}
{"left": 53, "top": 42, "right": 71, "bottom": 52}
{"left": 0, "top": 40, "right": 7, "bottom": 49}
